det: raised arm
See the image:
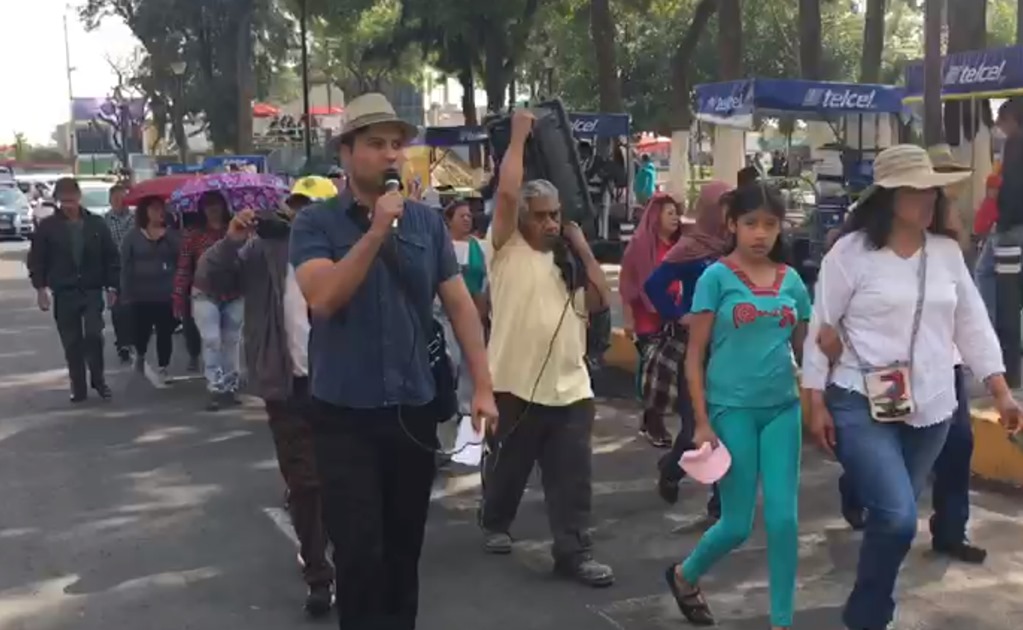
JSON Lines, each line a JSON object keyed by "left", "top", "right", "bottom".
{"left": 490, "top": 110, "right": 535, "bottom": 252}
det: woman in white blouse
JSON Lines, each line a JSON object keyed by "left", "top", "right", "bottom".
{"left": 802, "top": 145, "right": 1021, "bottom": 630}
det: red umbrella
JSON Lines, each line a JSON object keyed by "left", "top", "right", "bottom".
{"left": 308, "top": 105, "right": 343, "bottom": 116}
{"left": 123, "top": 174, "right": 198, "bottom": 206}
{"left": 253, "top": 102, "right": 280, "bottom": 118}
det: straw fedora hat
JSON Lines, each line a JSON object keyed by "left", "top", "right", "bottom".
{"left": 339, "top": 93, "right": 418, "bottom": 141}
{"left": 926, "top": 143, "right": 971, "bottom": 173}
{"left": 854, "top": 144, "right": 971, "bottom": 207}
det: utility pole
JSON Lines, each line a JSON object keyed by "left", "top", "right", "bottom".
{"left": 300, "top": 0, "right": 312, "bottom": 163}
{"left": 63, "top": 11, "right": 77, "bottom": 172}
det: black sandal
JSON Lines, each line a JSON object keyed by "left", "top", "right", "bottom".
{"left": 664, "top": 565, "right": 715, "bottom": 626}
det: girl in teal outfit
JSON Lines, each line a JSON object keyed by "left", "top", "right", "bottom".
{"left": 665, "top": 184, "right": 810, "bottom": 630}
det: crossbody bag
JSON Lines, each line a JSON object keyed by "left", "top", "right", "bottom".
{"left": 839, "top": 242, "right": 927, "bottom": 422}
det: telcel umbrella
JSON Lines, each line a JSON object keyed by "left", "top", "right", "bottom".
{"left": 169, "top": 172, "right": 290, "bottom": 214}
{"left": 123, "top": 174, "right": 198, "bottom": 206}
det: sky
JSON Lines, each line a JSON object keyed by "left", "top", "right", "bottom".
{"left": 1, "top": 0, "right": 139, "bottom": 146}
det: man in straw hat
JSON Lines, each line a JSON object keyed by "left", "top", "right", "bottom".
{"left": 289, "top": 93, "right": 497, "bottom": 629}
{"left": 805, "top": 144, "right": 1020, "bottom": 630}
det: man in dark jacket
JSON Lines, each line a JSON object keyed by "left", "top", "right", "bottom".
{"left": 27, "top": 177, "right": 120, "bottom": 402}
{"left": 203, "top": 204, "right": 333, "bottom": 617}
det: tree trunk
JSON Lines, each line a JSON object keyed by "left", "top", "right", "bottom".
{"left": 715, "top": 0, "right": 744, "bottom": 185}
{"left": 459, "top": 65, "right": 482, "bottom": 169}
{"left": 235, "top": 3, "right": 255, "bottom": 154}
{"left": 1018, "top": 0, "right": 1023, "bottom": 44}
{"left": 923, "top": 0, "right": 944, "bottom": 146}
{"left": 945, "top": 0, "right": 990, "bottom": 232}
{"left": 860, "top": 0, "right": 886, "bottom": 83}
{"left": 670, "top": 0, "right": 718, "bottom": 130}
{"left": 798, "top": 0, "right": 822, "bottom": 80}
{"left": 718, "top": 0, "right": 743, "bottom": 80}
{"left": 667, "top": 0, "right": 717, "bottom": 200}
{"left": 589, "top": 0, "right": 624, "bottom": 113}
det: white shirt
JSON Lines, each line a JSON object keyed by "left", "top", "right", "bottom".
{"left": 283, "top": 264, "right": 310, "bottom": 377}
{"left": 802, "top": 231, "right": 1003, "bottom": 428}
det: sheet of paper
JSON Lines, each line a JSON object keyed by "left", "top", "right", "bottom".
{"left": 451, "top": 416, "right": 485, "bottom": 466}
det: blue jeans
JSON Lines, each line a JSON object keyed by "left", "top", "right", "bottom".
{"left": 826, "top": 386, "right": 951, "bottom": 630}
{"left": 838, "top": 367, "right": 974, "bottom": 546}
{"left": 191, "top": 292, "right": 244, "bottom": 394}
{"left": 974, "top": 236, "right": 996, "bottom": 325}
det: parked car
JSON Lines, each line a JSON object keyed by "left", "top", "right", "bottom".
{"left": 79, "top": 181, "right": 115, "bottom": 216}
{"left": 0, "top": 187, "right": 34, "bottom": 239}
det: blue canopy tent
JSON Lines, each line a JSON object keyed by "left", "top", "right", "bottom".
{"left": 694, "top": 78, "right": 907, "bottom": 286}
{"left": 694, "top": 78, "right": 906, "bottom": 127}
{"left": 902, "top": 46, "right": 1023, "bottom": 229}
{"left": 903, "top": 45, "right": 1023, "bottom": 103}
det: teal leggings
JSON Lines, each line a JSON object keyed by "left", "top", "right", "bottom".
{"left": 680, "top": 401, "right": 802, "bottom": 627}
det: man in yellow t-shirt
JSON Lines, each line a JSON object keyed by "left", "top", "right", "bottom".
{"left": 479, "top": 109, "right": 615, "bottom": 588}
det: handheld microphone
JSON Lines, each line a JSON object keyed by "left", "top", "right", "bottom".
{"left": 383, "top": 168, "right": 402, "bottom": 228}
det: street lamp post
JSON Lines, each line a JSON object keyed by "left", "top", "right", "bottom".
{"left": 170, "top": 60, "right": 188, "bottom": 164}
{"left": 299, "top": 0, "right": 312, "bottom": 163}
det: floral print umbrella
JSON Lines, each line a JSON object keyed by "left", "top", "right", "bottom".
{"left": 168, "top": 172, "right": 290, "bottom": 214}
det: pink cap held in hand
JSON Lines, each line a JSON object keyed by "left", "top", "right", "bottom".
{"left": 679, "top": 442, "right": 732, "bottom": 485}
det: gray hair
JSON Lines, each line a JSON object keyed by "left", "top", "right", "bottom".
{"left": 518, "top": 179, "right": 560, "bottom": 219}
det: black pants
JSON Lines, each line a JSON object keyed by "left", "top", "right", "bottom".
{"left": 657, "top": 362, "right": 721, "bottom": 517}
{"left": 110, "top": 302, "right": 132, "bottom": 351}
{"left": 183, "top": 315, "right": 201, "bottom": 360}
{"left": 266, "top": 378, "right": 332, "bottom": 587}
{"left": 132, "top": 301, "right": 176, "bottom": 367}
{"left": 310, "top": 400, "right": 438, "bottom": 630}
{"left": 481, "top": 393, "right": 595, "bottom": 562}
{"left": 53, "top": 289, "right": 105, "bottom": 395}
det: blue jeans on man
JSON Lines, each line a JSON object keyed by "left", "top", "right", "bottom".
{"left": 827, "top": 385, "right": 951, "bottom": 630}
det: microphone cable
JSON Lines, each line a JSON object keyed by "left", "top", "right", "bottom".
{"left": 391, "top": 245, "right": 577, "bottom": 459}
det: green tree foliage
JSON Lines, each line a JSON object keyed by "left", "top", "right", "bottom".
{"left": 518, "top": 0, "right": 926, "bottom": 133}
{"left": 80, "top": 0, "right": 294, "bottom": 152}
{"left": 299, "top": 0, "right": 422, "bottom": 97}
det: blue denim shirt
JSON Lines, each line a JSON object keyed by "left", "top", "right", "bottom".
{"left": 289, "top": 191, "right": 459, "bottom": 409}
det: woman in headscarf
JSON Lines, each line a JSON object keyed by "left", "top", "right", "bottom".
{"left": 643, "top": 181, "right": 731, "bottom": 516}
{"left": 620, "top": 192, "right": 684, "bottom": 446}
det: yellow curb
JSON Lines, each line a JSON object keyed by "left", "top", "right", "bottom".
{"left": 969, "top": 407, "right": 1023, "bottom": 487}
{"left": 605, "top": 328, "right": 638, "bottom": 372}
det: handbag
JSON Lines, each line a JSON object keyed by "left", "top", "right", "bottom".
{"left": 839, "top": 241, "right": 927, "bottom": 422}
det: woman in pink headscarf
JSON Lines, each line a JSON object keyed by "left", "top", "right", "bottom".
{"left": 620, "top": 192, "right": 684, "bottom": 446}
{"left": 643, "top": 180, "right": 732, "bottom": 512}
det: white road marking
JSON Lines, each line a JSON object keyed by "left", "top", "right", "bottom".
{"left": 262, "top": 506, "right": 299, "bottom": 547}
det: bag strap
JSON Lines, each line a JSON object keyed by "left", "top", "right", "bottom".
{"left": 841, "top": 239, "right": 928, "bottom": 369}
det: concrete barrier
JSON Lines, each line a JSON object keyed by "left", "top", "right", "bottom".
{"left": 605, "top": 326, "right": 1023, "bottom": 486}
{"left": 970, "top": 406, "right": 1023, "bottom": 487}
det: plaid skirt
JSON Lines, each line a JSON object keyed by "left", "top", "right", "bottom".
{"left": 639, "top": 323, "right": 687, "bottom": 416}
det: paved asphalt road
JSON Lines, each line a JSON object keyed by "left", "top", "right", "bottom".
{"left": 1, "top": 240, "right": 1022, "bottom": 630}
